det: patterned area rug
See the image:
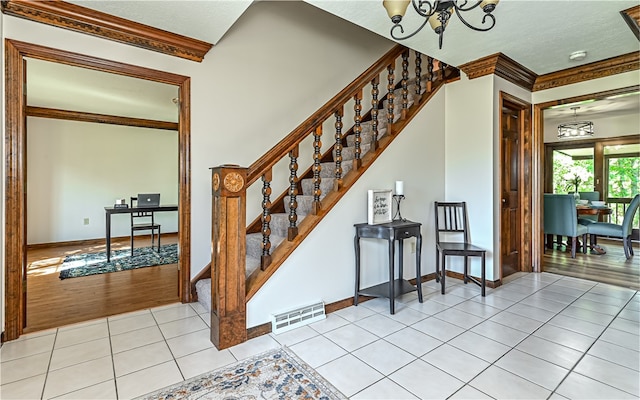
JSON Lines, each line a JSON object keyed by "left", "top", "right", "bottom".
{"left": 137, "top": 347, "right": 345, "bottom": 400}
{"left": 59, "top": 243, "right": 178, "bottom": 279}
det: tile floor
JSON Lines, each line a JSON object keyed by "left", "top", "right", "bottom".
{"left": 1, "top": 272, "right": 639, "bottom": 399}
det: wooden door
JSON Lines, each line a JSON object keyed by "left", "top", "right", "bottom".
{"left": 500, "top": 105, "right": 521, "bottom": 278}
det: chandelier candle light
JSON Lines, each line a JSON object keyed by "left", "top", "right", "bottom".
{"left": 382, "top": 0, "right": 499, "bottom": 49}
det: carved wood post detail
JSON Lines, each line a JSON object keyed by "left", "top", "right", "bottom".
{"left": 288, "top": 145, "right": 299, "bottom": 241}
{"left": 353, "top": 89, "right": 363, "bottom": 170}
{"left": 427, "top": 56, "right": 434, "bottom": 93}
{"left": 371, "top": 75, "right": 380, "bottom": 151}
{"left": 312, "top": 126, "right": 323, "bottom": 215}
{"left": 387, "top": 63, "right": 395, "bottom": 134}
{"left": 415, "top": 51, "right": 422, "bottom": 104}
{"left": 260, "top": 170, "right": 273, "bottom": 270}
{"left": 210, "top": 165, "right": 247, "bottom": 350}
{"left": 333, "top": 106, "right": 344, "bottom": 192}
{"left": 401, "top": 50, "right": 409, "bottom": 120}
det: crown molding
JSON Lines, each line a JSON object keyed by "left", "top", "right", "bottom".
{"left": 1, "top": 0, "right": 213, "bottom": 62}
{"left": 621, "top": 5, "right": 640, "bottom": 41}
{"left": 458, "top": 53, "right": 538, "bottom": 91}
{"left": 533, "top": 52, "right": 640, "bottom": 92}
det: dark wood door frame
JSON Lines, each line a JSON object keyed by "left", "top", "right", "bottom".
{"left": 4, "top": 39, "right": 192, "bottom": 341}
{"left": 499, "top": 92, "right": 533, "bottom": 279}
{"left": 532, "top": 85, "right": 639, "bottom": 272}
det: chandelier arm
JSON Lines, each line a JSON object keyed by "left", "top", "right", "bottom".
{"left": 452, "top": 0, "right": 483, "bottom": 12}
{"left": 390, "top": 18, "right": 432, "bottom": 40}
{"left": 412, "top": 0, "right": 436, "bottom": 18}
{"left": 454, "top": 7, "right": 496, "bottom": 31}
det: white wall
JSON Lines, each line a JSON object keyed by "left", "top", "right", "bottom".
{"left": 26, "top": 118, "right": 178, "bottom": 244}
{"left": 443, "top": 74, "right": 496, "bottom": 280}
{"left": 248, "top": 88, "right": 446, "bottom": 327}
{"left": 2, "top": 2, "right": 395, "bottom": 329}
{"left": 544, "top": 113, "right": 639, "bottom": 143}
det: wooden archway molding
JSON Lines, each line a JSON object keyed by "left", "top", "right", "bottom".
{"left": 532, "top": 85, "right": 640, "bottom": 272}
{"left": 4, "top": 39, "right": 192, "bottom": 341}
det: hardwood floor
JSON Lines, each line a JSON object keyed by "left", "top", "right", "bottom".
{"left": 543, "top": 237, "right": 640, "bottom": 290}
{"left": 25, "top": 234, "right": 180, "bottom": 333}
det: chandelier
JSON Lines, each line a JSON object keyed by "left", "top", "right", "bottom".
{"left": 557, "top": 107, "right": 594, "bottom": 139}
{"left": 382, "top": 0, "right": 499, "bottom": 49}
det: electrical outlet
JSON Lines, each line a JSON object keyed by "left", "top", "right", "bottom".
{"left": 83, "top": 218, "right": 90, "bottom": 225}
{"left": 410, "top": 240, "right": 416, "bottom": 254}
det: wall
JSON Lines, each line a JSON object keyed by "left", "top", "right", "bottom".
{"left": 247, "top": 88, "right": 447, "bottom": 327}
{"left": 543, "top": 113, "right": 639, "bottom": 143}
{"left": 26, "top": 118, "right": 178, "bottom": 244}
{"left": 443, "top": 74, "right": 496, "bottom": 280}
{"left": 2, "top": 2, "right": 394, "bottom": 330}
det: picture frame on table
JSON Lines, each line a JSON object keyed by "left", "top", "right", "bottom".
{"left": 367, "top": 189, "right": 393, "bottom": 225}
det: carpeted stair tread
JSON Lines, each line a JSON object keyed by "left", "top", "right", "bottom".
{"left": 346, "top": 128, "right": 387, "bottom": 147}
{"left": 335, "top": 142, "right": 372, "bottom": 162}
{"left": 301, "top": 177, "right": 335, "bottom": 197}
{"left": 320, "top": 161, "right": 353, "bottom": 178}
{"left": 246, "top": 232, "right": 286, "bottom": 259}
{"left": 287, "top": 195, "right": 318, "bottom": 216}
{"left": 196, "top": 278, "right": 211, "bottom": 313}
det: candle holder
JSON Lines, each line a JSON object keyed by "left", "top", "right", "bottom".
{"left": 393, "top": 194, "right": 406, "bottom": 221}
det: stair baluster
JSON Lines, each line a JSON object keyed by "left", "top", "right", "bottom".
{"left": 440, "top": 61, "right": 446, "bottom": 81}
{"left": 427, "top": 56, "right": 434, "bottom": 93}
{"left": 371, "top": 75, "right": 380, "bottom": 151}
{"left": 387, "top": 64, "right": 395, "bottom": 134}
{"left": 311, "top": 126, "right": 322, "bottom": 215}
{"left": 333, "top": 107, "right": 344, "bottom": 191}
{"left": 353, "top": 90, "right": 362, "bottom": 170}
{"left": 288, "top": 145, "right": 299, "bottom": 241}
{"left": 401, "top": 50, "right": 409, "bottom": 120}
{"left": 260, "top": 170, "right": 272, "bottom": 270}
{"left": 415, "top": 51, "right": 422, "bottom": 104}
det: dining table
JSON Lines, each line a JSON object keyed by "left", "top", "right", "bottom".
{"left": 576, "top": 204, "right": 613, "bottom": 254}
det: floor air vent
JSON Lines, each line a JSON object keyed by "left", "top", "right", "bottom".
{"left": 271, "top": 301, "right": 326, "bottom": 334}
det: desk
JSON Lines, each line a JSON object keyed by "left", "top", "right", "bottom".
{"left": 354, "top": 220, "right": 423, "bottom": 314}
{"left": 105, "top": 205, "right": 178, "bottom": 261}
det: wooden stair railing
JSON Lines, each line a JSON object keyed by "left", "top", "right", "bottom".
{"left": 209, "top": 45, "right": 459, "bottom": 349}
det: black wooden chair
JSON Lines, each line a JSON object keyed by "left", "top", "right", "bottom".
{"left": 434, "top": 201, "right": 486, "bottom": 296}
{"left": 130, "top": 196, "right": 161, "bottom": 256}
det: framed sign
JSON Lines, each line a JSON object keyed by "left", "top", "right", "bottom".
{"left": 367, "top": 189, "right": 393, "bottom": 225}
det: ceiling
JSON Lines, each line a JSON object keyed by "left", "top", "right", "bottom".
{"left": 67, "top": 0, "right": 639, "bottom": 75}
{"left": 32, "top": 1, "right": 640, "bottom": 122}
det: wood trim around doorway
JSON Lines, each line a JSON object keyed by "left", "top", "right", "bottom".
{"left": 3, "top": 39, "right": 192, "bottom": 341}
{"left": 532, "top": 85, "right": 639, "bottom": 273}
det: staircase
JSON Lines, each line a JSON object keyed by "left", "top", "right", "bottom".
{"left": 195, "top": 45, "right": 459, "bottom": 348}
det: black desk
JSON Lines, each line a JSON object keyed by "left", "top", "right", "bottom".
{"left": 354, "top": 220, "right": 423, "bottom": 314}
{"left": 105, "top": 205, "right": 178, "bottom": 261}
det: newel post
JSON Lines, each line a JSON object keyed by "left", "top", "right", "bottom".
{"left": 210, "top": 165, "right": 247, "bottom": 349}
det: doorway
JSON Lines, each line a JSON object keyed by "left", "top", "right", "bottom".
{"left": 4, "top": 40, "right": 192, "bottom": 341}
{"left": 499, "top": 92, "right": 533, "bottom": 280}
{"left": 533, "top": 85, "right": 640, "bottom": 273}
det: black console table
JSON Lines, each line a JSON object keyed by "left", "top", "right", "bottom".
{"left": 354, "top": 220, "right": 423, "bottom": 314}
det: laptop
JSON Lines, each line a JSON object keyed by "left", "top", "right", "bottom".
{"left": 136, "top": 193, "right": 160, "bottom": 208}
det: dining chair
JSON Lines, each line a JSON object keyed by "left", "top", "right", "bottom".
{"left": 130, "top": 196, "right": 161, "bottom": 256}
{"left": 587, "top": 194, "right": 640, "bottom": 259}
{"left": 434, "top": 201, "right": 486, "bottom": 296}
{"left": 578, "top": 191, "right": 600, "bottom": 225}
{"left": 543, "top": 194, "right": 588, "bottom": 258}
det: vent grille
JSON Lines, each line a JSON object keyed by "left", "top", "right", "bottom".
{"left": 271, "top": 301, "right": 326, "bottom": 334}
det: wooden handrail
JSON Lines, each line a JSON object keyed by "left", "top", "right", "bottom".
{"left": 246, "top": 45, "right": 406, "bottom": 186}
